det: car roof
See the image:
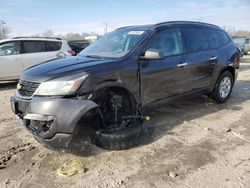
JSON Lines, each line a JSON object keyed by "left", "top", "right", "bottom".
{"left": 117, "top": 21, "right": 222, "bottom": 31}
{"left": 117, "top": 24, "right": 154, "bottom": 31}
{"left": 154, "top": 21, "right": 221, "bottom": 29}
{"left": 0, "top": 37, "right": 63, "bottom": 43}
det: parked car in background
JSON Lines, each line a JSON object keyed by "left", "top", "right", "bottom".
{"left": 11, "top": 21, "right": 240, "bottom": 151}
{"left": 237, "top": 46, "right": 244, "bottom": 57}
{"left": 232, "top": 36, "right": 250, "bottom": 55}
{"left": 0, "top": 37, "right": 75, "bottom": 81}
{"left": 68, "top": 40, "right": 90, "bottom": 54}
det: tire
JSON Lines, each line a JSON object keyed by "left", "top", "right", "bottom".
{"left": 89, "top": 120, "right": 143, "bottom": 150}
{"left": 212, "top": 71, "right": 234, "bottom": 103}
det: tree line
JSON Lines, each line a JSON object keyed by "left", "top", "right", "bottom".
{"left": 1, "top": 26, "right": 250, "bottom": 41}
{"left": 0, "top": 27, "right": 102, "bottom": 41}
{"left": 31, "top": 29, "right": 102, "bottom": 41}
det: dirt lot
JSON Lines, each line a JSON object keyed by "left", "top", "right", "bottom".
{"left": 1, "top": 56, "right": 250, "bottom": 188}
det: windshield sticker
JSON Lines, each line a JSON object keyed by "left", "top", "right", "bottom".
{"left": 128, "top": 31, "right": 145, "bottom": 35}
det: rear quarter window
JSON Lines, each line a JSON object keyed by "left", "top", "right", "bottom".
{"left": 215, "top": 30, "right": 230, "bottom": 46}
{"left": 204, "top": 29, "right": 230, "bottom": 48}
{"left": 182, "top": 28, "right": 209, "bottom": 53}
{"left": 46, "top": 41, "right": 62, "bottom": 51}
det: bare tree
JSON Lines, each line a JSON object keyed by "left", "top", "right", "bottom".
{"left": 41, "top": 29, "right": 54, "bottom": 37}
{"left": 223, "top": 25, "right": 235, "bottom": 33}
{"left": 31, "top": 33, "right": 42, "bottom": 37}
{"left": 29, "top": 29, "right": 102, "bottom": 41}
{"left": 0, "top": 20, "right": 11, "bottom": 40}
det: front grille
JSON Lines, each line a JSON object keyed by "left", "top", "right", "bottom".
{"left": 18, "top": 79, "right": 40, "bottom": 97}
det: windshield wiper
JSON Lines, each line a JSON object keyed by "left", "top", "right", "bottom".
{"left": 86, "top": 55, "right": 104, "bottom": 59}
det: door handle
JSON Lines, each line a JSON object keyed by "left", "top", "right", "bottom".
{"left": 209, "top": 56, "right": 218, "bottom": 61}
{"left": 177, "top": 63, "right": 188, "bottom": 67}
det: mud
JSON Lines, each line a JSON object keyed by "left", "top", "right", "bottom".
{"left": 0, "top": 56, "right": 250, "bottom": 188}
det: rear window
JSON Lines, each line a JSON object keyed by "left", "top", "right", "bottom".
{"left": 182, "top": 28, "right": 209, "bottom": 53}
{"left": 205, "top": 29, "right": 230, "bottom": 48}
{"left": 22, "top": 41, "right": 45, "bottom": 53}
{"left": 46, "top": 41, "right": 62, "bottom": 51}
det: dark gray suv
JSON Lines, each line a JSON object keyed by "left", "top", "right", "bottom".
{"left": 11, "top": 21, "right": 240, "bottom": 152}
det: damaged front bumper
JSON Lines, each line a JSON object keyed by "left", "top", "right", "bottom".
{"left": 10, "top": 95, "right": 98, "bottom": 150}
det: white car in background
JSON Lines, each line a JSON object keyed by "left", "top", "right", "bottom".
{"left": 0, "top": 37, "right": 75, "bottom": 81}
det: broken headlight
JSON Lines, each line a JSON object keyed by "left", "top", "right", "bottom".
{"left": 34, "top": 73, "right": 88, "bottom": 96}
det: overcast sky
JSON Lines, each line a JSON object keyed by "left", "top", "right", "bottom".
{"left": 0, "top": 0, "right": 250, "bottom": 37}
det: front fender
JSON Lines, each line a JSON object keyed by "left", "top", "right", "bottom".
{"left": 25, "top": 97, "right": 98, "bottom": 139}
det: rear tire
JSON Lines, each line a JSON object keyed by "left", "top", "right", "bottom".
{"left": 212, "top": 71, "right": 234, "bottom": 103}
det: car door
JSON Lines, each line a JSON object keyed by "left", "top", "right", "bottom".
{"left": 0, "top": 41, "right": 23, "bottom": 80}
{"left": 140, "top": 28, "right": 189, "bottom": 104}
{"left": 181, "top": 27, "right": 218, "bottom": 91}
{"left": 21, "top": 40, "right": 49, "bottom": 70}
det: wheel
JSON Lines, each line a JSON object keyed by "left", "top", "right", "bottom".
{"left": 89, "top": 87, "right": 143, "bottom": 150}
{"left": 212, "top": 71, "right": 234, "bottom": 103}
{"left": 89, "top": 119, "right": 143, "bottom": 150}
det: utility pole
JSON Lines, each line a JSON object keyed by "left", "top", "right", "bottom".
{"left": 0, "top": 20, "right": 7, "bottom": 40}
{"left": 103, "top": 22, "right": 108, "bottom": 35}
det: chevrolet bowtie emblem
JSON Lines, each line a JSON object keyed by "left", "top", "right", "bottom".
{"left": 17, "top": 83, "right": 22, "bottom": 90}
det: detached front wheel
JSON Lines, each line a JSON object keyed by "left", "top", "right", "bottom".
{"left": 212, "top": 71, "right": 234, "bottom": 103}
{"left": 90, "top": 120, "right": 143, "bottom": 150}
{"left": 89, "top": 87, "right": 143, "bottom": 150}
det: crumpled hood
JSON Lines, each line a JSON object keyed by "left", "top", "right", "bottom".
{"left": 22, "top": 56, "right": 116, "bottom": 82}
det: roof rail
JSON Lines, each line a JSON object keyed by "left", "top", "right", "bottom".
{"left": 68, "top": 40, "right": 89, "bottom": 43}
{"left": 12, "top": 36, "right": 62, "bottom": 40}
{"left": 154, "top": 21, "right": 220, "bottom": 28}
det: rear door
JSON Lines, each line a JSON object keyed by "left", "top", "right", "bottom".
{"left": 181, "top": 27, "right": 218, "bottom": 91}
{"left": 140, "top": 28, "right": 189, "bottom": 104}
{"left": 0, "top": 41, "right": 22, "bottom": 80}
{"left": 21, "top": 40, "right": 48, "bottom": 70}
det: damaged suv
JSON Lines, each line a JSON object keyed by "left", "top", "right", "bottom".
{"left": 11, "top": 21, "right": 240, "bottom": 151}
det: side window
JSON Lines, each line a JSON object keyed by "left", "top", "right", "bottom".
{"left": 145, "top": 29, "right": 183, "bottom": 57}
{"left": 182, "top": 28, "right": 209, "bottom": 52}
{"left": 204, "top": 29, "right": 230, "bottom": 48}
{"left": 215, "top": 30, "right": 230, "bottom": 47}
{"left": 204, "top": 29, "right": 220, "bottom": 48}
{"left": 46, "top": 41, "right": 62, "bottom": 51}
{"left": 22, "top": 41, "right": 45, "bottom": 53}
{"left": 0, "top": 41, "right": 20, "bottom": 56}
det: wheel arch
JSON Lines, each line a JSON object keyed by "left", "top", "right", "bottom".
{"left": 221, "top": 66, "right": 235, "bottom": 82}
{"left": 93, "top": 82, "right": 139, "bottom": 106}
{"left": 71, "top": 84, "right": 140, "bottom": 146}
{"left": 211, "top": 65, "right": 236, "bottom": 93}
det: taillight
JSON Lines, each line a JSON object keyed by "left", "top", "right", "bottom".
{"left": 68, "top": 50, "right": 76, "bottom": 56}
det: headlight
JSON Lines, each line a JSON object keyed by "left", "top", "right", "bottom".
{"left": 34, "top": 73, "right": 88, "bottom": 96}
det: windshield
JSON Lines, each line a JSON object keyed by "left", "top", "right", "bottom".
{"left": 79, "top": 28, "right": 147, "bottom": 58}
{"left": 232, "top": 37, "right": 246, "bottom": 44}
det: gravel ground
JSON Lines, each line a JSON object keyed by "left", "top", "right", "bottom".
{"left": 0, "top": 56, "right": 250, "bottom": 188}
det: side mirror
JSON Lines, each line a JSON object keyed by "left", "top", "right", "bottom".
{"left": 140, "top": 49, "right": 163, "bottom": 60}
